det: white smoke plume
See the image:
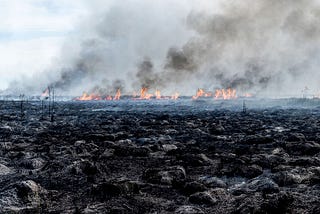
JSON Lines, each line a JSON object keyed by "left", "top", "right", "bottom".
{"left": 5, "top": 0, "right": 320, "bottom": 96}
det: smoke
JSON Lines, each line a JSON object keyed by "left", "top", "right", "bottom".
{"left": 5, "top": 0, "right": 320, "bottom": 96}
{"left": 166, "top": 0, "right": 320, "bottom": 95}
{"left": 134, "top": 58, "right": 162, "bottom": 89}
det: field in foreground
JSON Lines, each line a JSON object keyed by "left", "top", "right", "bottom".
{"left": 0, "top": 99, "right": 320, "bottom": 213}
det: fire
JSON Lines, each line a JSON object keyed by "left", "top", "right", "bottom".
{"left": 192, "top": 88, "right": 205, "bottom": 100}
{"left": 75, "top": 89, "right": 122, "bottom": 101}
{"left": 140, "top": 87, "right": 153, "bottom": 99}
{"left": 214, "top": 88, "right": 237, "bottom": 100}
{"left": 73, "top": 87, "right": 236, "bottom": 101}
{"left": 113, "top": 89, "right": 121, "bottom": 100}
{"left": 132, "top": 88, "right": 180, "bottom": 100}
{"left": 155, "top": 89, "right": 161, "bottom": 99}
{"left": 192, "top": 88, "right": 213, "bottom": 100}
{"left": 75, "top": 92, "right": 102, "bottom": 101}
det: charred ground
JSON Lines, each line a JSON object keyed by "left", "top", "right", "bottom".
{"left": 0, "top": 99, "right": 320, "bottom": 213}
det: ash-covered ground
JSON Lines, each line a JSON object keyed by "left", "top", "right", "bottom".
{"left": 0, "top": 98, "right": 320, "bottom": 213}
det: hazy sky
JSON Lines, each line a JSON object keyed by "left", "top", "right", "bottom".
{"left": 0, "top": 0, "right": 87, "bottom": 89}
{"left": 0, "top": 0, "right": 220, "bottom": 91}
{"left": 1, "top": 0, "right": 320, "bottom": 96}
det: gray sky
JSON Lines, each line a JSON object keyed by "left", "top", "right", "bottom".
{"left": 1, "top": 0, "right": 320, "bottom": 97}
{"left": 0, "top": 0, "right": 218, "bottom": 91}
{"left": 0, "top": 0, "right": 220, "bottom": 92}
{"left": 0, "top": 0, "right": 86, "bottom": 89}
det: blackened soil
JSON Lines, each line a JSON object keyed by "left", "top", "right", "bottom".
{"left": 0, "top": 100, "right": 320, "bottom": 213}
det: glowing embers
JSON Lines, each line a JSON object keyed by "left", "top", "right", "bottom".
{"left": 214, "top": 88, "right": 237, "bottom": 100}
{"left": 74, "top": 89, "right": 121, "bottom": 101}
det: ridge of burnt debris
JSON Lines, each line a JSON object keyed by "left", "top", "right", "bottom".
{"left": 0, "top": 99, "right": 320, "bottom": 213}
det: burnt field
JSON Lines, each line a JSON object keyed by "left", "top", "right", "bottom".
{"left": 0, "top": 98, "right": 320, "bottom": 213}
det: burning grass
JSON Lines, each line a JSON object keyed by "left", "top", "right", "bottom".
{"left": 72, "top": 88, "right": 243, "bottom": 102}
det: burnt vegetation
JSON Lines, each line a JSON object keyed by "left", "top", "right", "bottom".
{"left": 0, "top": 99, "right": 319, "bottom": 213}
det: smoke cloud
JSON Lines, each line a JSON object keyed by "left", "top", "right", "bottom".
{"left": 5, "top": 0, "right": 320, "bottom": 96}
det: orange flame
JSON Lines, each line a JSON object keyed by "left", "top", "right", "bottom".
{"left": 75, "top": 89, "right": 123, "bottom": 101}
{"left": 75, "top": 92, "right": 102, "bottom": 101}
{"left": 155, "top": 89, "right": 161, "bottom": 99}
{"left": 140, "top": 87, "right": 153, "bottom": 99}
{"left": 214, "top": 88, "right": 237, "bottom": 100}
{"left": 73, "top": 88, "right": 237, "bottom": 101}
{"left": 192, "top": 88, "right": 205, "bottom": 100}
{"left": 192, "top": 88, "right": 213, "bottom": 100}
{"left": 113, "top": 89, "right": 121, "bottom": 100}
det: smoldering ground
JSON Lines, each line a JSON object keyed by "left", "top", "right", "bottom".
{"left": 5, "top": 0, "right": 320, "bottom": 96}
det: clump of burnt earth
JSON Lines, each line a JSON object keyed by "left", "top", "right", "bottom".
{"left": 0, "top": 100, "right": 319, "bottom": 213}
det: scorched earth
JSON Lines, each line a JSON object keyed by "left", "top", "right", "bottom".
{"left": 0, "top": 98, "right": 319, "bottom": 213}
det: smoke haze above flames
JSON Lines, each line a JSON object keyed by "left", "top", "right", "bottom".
{"left": 4, "top": 0, "right": 320, "bottom": 96}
